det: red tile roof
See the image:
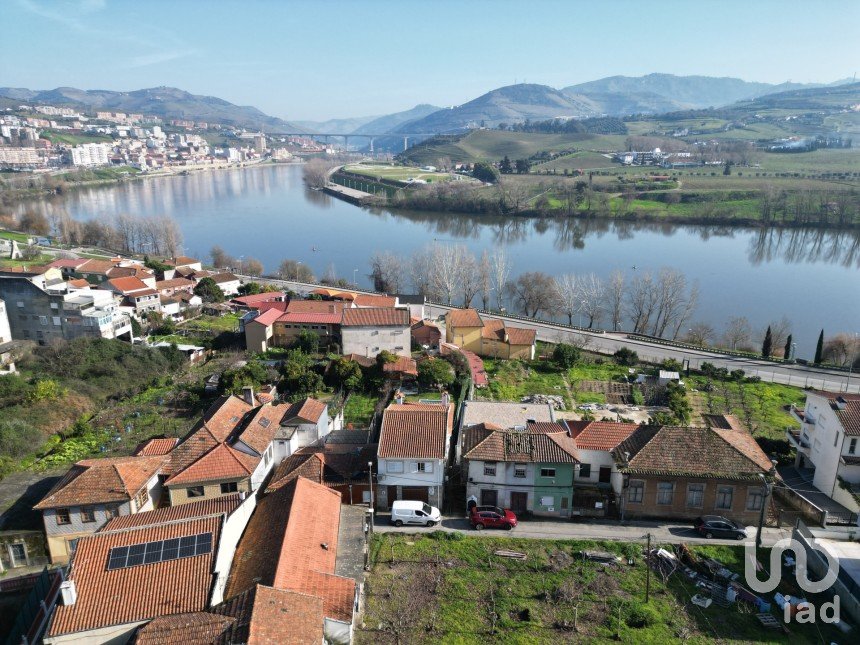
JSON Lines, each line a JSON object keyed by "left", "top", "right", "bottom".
{"left": 49, "top": 258, "right": 88, "bottom": 269}
{"left": 570, "top": 421, "right": 642, "bottom": 451}
{"left": 276, "top": 312, "right": 342, "bottom": 325}
{"left": 132, "top": 611, "right": 236, "bottom": 645}
{"left": 102, "top": 494, "right": 243, "bottom": 532}
{"left": 248, "top": 307, "right": 282, "bottom": 327}
{"left": 464, "top": 429, "right": 580, "bottom": 463}
{"left": 231, "top": 292, "right": 286, "bottom": 307}
{"left": 281, "top": 397, "right": 327, "bottom": 424}
{"left": 166, "top": 443, "right": 259, "bottom": 486}
{"left": 378, "top": 403, "right": 454, "bottom": 459}
{"left": 343, "top": 353, "right": 376, "bottom": 368}
{"left": 156, "top": 278, "right": 194, "bottom": 290}
{"left": 506, "top": 326, "right": 537, "bottom": 346}
{"left": 198, "top": 395, "right": 254, "bottom": 442}
{"left": 48, "top": 515, "right": 222, "bottom": 637}
{"left": 446, "top": 308, "right": 483, "bottom": 328}
{"left": 353, "top": 294, "right": 396, "bottom": 308}
{"left": 34, "top": 456, "right": 163, "bottom": 510}
{"left": 341, "top": 307, "right": 409, "bottom": 327}
{"left": 165, "top": 427, "right": 220, "bottom": 478}
{"left": 286, "top": 300, "right": 345, "bottom": 314}
{"left": 267, "top": 452, "right": 325, "bottom": 492}
{"left": 77, "top": 258, "right": 122, "bottom": 274}
{"left": 133, "top": 437, "right": 179, "bottom": 456}
{"left": 808, "top": 391, "right": 860, "bottom": 437}
{"left": 225, "top": 478, "right": 354, "bottom": 623}
{"left": 383, "top": 356, "right": 418, "bottom": 376}
{"left": 236, "top": 404, "right": 284, "bottom": 455}
{"left": 107, "top": 276, "right": 151, "bottom": 294}
{"left": 165, "top": 256, "right": 200, "bottom": 267}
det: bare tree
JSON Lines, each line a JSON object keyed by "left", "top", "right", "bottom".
{"left": 579, "top": 273, "right": 605, "bottom": 329}
{"left": 607, "top": 270, "right": 625, "bottom": 331}
{"left": 686, "top": 322, "right": 715, "bottom": 347}
{"left": 506, "top": 271, "right": 556, "bottom": 317}
{"left": 626, "top": 272, "right": 658, "bottom": 334}
{"left": 553, "top": 274, "right": 580, "bottom": 326}
{"left": 457, "top": 248, "right": 480, "bottom": 307}
{"left": 210, "top": 245, "right": 235, "bottom": 269}
{"left": 431, "top": 244, "right": 461, "bottom": 305}
{"left": 243, "top": 257, "right": 264, "bottom": 277}
{"left": 323, "top": 262, "right": 338, "bottom": 284}
{"left": 302, "top": 158, "right": 336, "bottom": 188}
{"left": 409, "top": 246, "right": 435, "bottom": 298}
{"left": 495, "top": 178, "right": 530, "bottom": 213}
{"left": 278, "top": 259, "right": 314, "bottom": 282}
{"left": 724, "top": 316, "right": 753, "bottom": 351}
{"left": 822, "top": 333, "right": 860, "bottom": 367}
{"left": 370, "top": 251, "right": 406, "bottom": 293}
{"left": 489, "top": 248, "right": 511, "bottom": 310}
{"left": 767, "top": 315, "right": 793, "bottom": 355}
{"left": 478, "top": 250, "right": 492, "bottom": 310}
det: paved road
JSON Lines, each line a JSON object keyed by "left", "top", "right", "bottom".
{"left": 245, "top": 275, "right": 858, "bottom": 394}
{"left": 372, "top": 514, "right": 792, "bottom": 547}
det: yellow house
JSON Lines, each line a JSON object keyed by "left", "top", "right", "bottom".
{"left": 445, "top": 309, "right": 536, "bottom": 360}
{"left": 164, "top": 443, "right": 258, "bottom": 506}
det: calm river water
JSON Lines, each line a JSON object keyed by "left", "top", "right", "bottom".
{"left": 22, "top": 164, "right": 860, "bottom": 358}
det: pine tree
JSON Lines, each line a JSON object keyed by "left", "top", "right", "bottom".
{"left": 499, "top": 155, "right": 513, "bottom": 174}
{"left": 814, "top": 330, "right": 824, "bottom": 365}
{"left": 762, "top": 325, "right": 773, "bottom": 358}
{"left": 784, "top": 334, "right": 793, "bottom": 360}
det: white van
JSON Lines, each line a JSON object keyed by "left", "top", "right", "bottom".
{"left": 390, "top": 500, "right": 442, "bottom": 527}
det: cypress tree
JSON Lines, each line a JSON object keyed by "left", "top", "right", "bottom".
{"left": 762, "top": 326, "right": 773, "bottom": 358}
{"left": 814, "top": 330, "right": 824, "bottom": 365}
{"left": 784, "top": 334, "right": 793, "bottom": 360}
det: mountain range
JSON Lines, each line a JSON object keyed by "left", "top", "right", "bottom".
{"left": 1, "top": 74, "right": 853, "bottom": 142}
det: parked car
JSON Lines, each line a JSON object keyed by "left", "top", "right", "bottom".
{"left": 694, "top": 515, "right": 748, "bottom": 540}
{"left": 470, "top": 507, "right": 518, "bottom": 531}
{"left": 390, "top": 500, "right": 442, "bottom": 527}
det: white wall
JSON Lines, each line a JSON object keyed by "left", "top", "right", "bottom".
{"left": 807, "top": 393, "right": 846, "bottom": 497}
{"left": 209, "top": 493, "right": 257, "bottom": 606}
{"left": 380, "top": 458, "right": 444, "bottom": 489}
{"left": 44, "top": 620, "right": 145, "bottom": 644}
{"left": 341, "top": 326, "right": 410, "bottom": 358}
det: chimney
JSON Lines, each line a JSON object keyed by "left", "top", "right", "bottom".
{"left": 60, "top": 580, "right": 77, "bottom": 606}
{"left": 242, "top": 386, "right": 255, "bottom": 406}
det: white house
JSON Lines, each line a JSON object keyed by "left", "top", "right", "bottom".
{"left": 788, "top": 391, "right": 860, "bottom": 513}
{"left": 377, "top": 402, "right": 454, "bottom": 510}
{"left": 341, "top": 307, "right": 411, "bottom": 358}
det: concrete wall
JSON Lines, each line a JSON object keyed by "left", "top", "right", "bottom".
{"left": 44, "top": 620, "right": 145, "bottom": 645}
{"left": 807, "top": 393, "right": 844, "bottom": 497}
{"left": 341, "top": 326, "right": 410, "bottom": 358}
{"left": 167, "top": 478, "right": 252, "bottom": 506}
{"left": 244, "top": 322, "right": 272, "bottom": 353}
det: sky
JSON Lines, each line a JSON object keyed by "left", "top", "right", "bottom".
{"left": 2, "top": 0, "right": 858, "bottom": 121}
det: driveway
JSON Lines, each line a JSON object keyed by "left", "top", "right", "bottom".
{"left": 372, "top": 513, "right": 792, "bottom": 547}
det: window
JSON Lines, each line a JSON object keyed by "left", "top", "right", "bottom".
{"left": 513, "top": 463, "right": 527, "bottom": 478}
{"left": 52, "top": 316, "right": 61, "bottom": 326}
{"left": 540, "top": 496, "right": 554, "bottom": 507}
{"left": 716, "top": 486, "right": 734, "bottom": 510}
{"left": 221, "top": 482, "right": 239, "bottom": 494}
{"left": 578, "top": 463, "right": 591, "bottom": 478}
{"left": 850, "top": 438, "right": 858, "bottom": 455}
{"left": 387, "top": 461, "right": 404, "bottom": 474}
{"left": 628, "top": 480, "right": 644, "bottom": 503}
{"left": 417, "top": 462, "right": 432, "bottom": 473}
{"left": 484, "top": 462, "right": 497, "bottom": 476}
{"left": 187, "top": 486, "right": 205, "bottom": 498}
{"left": 686, "top": 483, "right": 705, "bottom": 508}
{"left": 9, "top": 543, "right": 27, "bottom": 567}
{"left": 56, "top": 508, "right": 71, "bottom": 525}
{"left": 746, "top": 487, "right": 765, "bottom": 511}
{"left": 656, "top": 482, "right": 674, "bottom": 505}
{"left": 50, "top": 302, "right": 58, "bottom": 310}
{"left": 134, "top": 488, "right": 149, "bottom": 510}
{"left": 540, "top": 468, "right": 556, "bottom": 478}
{"left": 80, "top": 507, "right": 96, "bottom": 523}
{"left": 39, "top": 315, "right": 48, "bottom": 326}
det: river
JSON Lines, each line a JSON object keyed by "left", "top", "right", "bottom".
{"left": 19, "top": 163, "right": 860, "bottom": 358}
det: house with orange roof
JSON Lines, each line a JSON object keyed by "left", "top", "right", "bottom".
{"left": 101, "top": 276, "right": 161, "bottom": 316}
{"left": 377, "top": 402, "right": 454, "bottom": 509}
{"left": 223, "top": 477, "right": 357, "bottom": 644}
{"left": 33, "top": 455, "right": 166, "bottom": 564}
{"left": 445, "top": 308, "right": 536, "bottom": 360}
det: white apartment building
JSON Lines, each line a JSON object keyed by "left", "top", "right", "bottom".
{"left": 69, "top": 142, "right": 111, "bottom": 167}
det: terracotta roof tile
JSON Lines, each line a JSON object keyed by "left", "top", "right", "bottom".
{"left": 570, "top": 421, "right": 642, "bottom": 451}
{"left": 47, "top": 515, "right": 222, "bottom": 637}
{"left": 107, "top": 276, "right": 151, "bottom": 294}
{"left": 341, "top": 307, "right": 409, "bottom": 327}
{"left": 506, "top": 326, "right": 537, "bottom": 346}
{"left": 353, "top": 294, "right": 396, "bottom": 307}
{"left": 225, "top": 478, "right": 354, "bottom": 623}
{"left": 378, "top": 403, "right": 454, "bottom": 459}
{"left": 166, "top": 443, "right": 259, "bottom": 486}
{"left": 285, "top": 300, "right": 345, "bottom": 314}
{"left": 198, "top": 395, "right": 255, "bottom": 442}
{"left": 343, "top": 353, "right": 376, "bottom": 368}
{"left": 132, "top": 612, "right": 237, "bottom": 645}
{"left": 808, "top": 391, "right": 860, "bottom": 437}
{"left": 102, "top": 494, "right": 243, "bottom": 532}
{"left": 165, "top": 427, "right": 220, "bottom": 477}
{"left": 281, "top": 397, "right": 327, "bottom": 424}
{"left": 34, "top": 456, "right": 163, "bottom": 510}
{"left": 464, "top": 429, "right": 579, "bottom": 463}
{"left": 165, "top": 256, "right": 200, "bottom": 267}
{"left": 267, "top": 452, "right": 325, "bottom": 492}
{"left": 231, "top": 292, "right": 285, "bottom": 307}
{"left": 236, "top": 404, "right": 284, "bottom": 455}
{"left": 276, "top": 312, "right": 342, "bottom": 324}
{"left": 383, "top": 356, "right": 418, "bottom": 376}
{"left": 133, "top": 437, "right": 179, "bottom": 456}
{"left": 77, "top": 258, "right": 122, "bottom": 274}
{"left": 248, "top": 307, "right": 282, "bottom": 327}
{"left": 446, "top": 308, "right": 483, "bottom": 328}
{"left": 156, "top": 278, "right": 194, "bottom": 290}
{"left": 618, "top": 424, "right": 772, "bottom": 480}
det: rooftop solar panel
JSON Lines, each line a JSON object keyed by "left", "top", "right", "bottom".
{"left": 106, "top": 532, "right": 213, "bottom": 571}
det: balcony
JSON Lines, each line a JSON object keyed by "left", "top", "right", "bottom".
{"left": 786, "top": 428, "right": 810, "bottom": 452}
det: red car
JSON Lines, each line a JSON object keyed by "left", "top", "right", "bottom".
{"left": 469, "top": 506, "right": 518, "bottom": 530}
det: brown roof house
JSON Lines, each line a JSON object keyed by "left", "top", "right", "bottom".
{"left": 223, "top": 477, "right": 357, "bottom": 644}
{"left": 341, "top": 307, "right": 411, "bottom": 358}
{"left": 614, "top": 417, "right": 775, "bottom": 524}
{"left": 376, "top": 402, "right": 454, "bottom": 510}
{"left": 445, "top": 308, "right": 536, "bottom": 360}
{"left": 42, "top": 491, "right": 256, "bottom": 645}
{"left": 34, "top": 455, "right": 165, "bottom": 564}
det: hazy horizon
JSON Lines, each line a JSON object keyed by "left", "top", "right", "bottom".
{"left": 2, "top": 0, "right": 858, "bottom": 121}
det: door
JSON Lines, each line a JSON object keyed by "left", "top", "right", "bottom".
{"left": 401, "top": 487, "right": 429, "bottom": 504}
{"left": 480, "top": 489, "right": 498, "bottom": 507}
{"left": 9, "top": 543, "right": 26, "bottom": 567}
{"left": 599, "top": 467, "right": 612, "bottom": 484}
{"left": 510, "top": 492, "right": 528, "bottom": 513}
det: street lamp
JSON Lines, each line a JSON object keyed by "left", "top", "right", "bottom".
{"left": 755, "top": 471, "right": 774, "bottom": 551}
{"left": 295, "top": 261, "right": 302, "bottom": 282}
{"left": 353, "top": 268, "right": 358, "bottom": 286}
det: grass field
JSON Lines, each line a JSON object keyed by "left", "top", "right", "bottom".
{"left": 361, "top": 533, "right": 841, "bottom": 644}
{"left": 0, "top": 229, "right": 31, "bottom": 243}
{"left": 343, "top": 392, "right": 378, "bottom": 428}
{"left": 345, "top": 163, "right": 467, "bottom": 184}
{"left": 0, "top": 253, "right": 54, "bottom": 268}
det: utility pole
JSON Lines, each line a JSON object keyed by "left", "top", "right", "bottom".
{"left": 645, "top": 533, "right": 651, "bottom": 603}
{"left": 368, "top": 461, "right": 374, "bottom": 512}
{"left": 756, "top": 472, "right": 773, "bottom": 550}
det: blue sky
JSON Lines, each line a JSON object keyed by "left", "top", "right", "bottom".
{"left": 2, "top": 0, "right": 858, "bottom": 120}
